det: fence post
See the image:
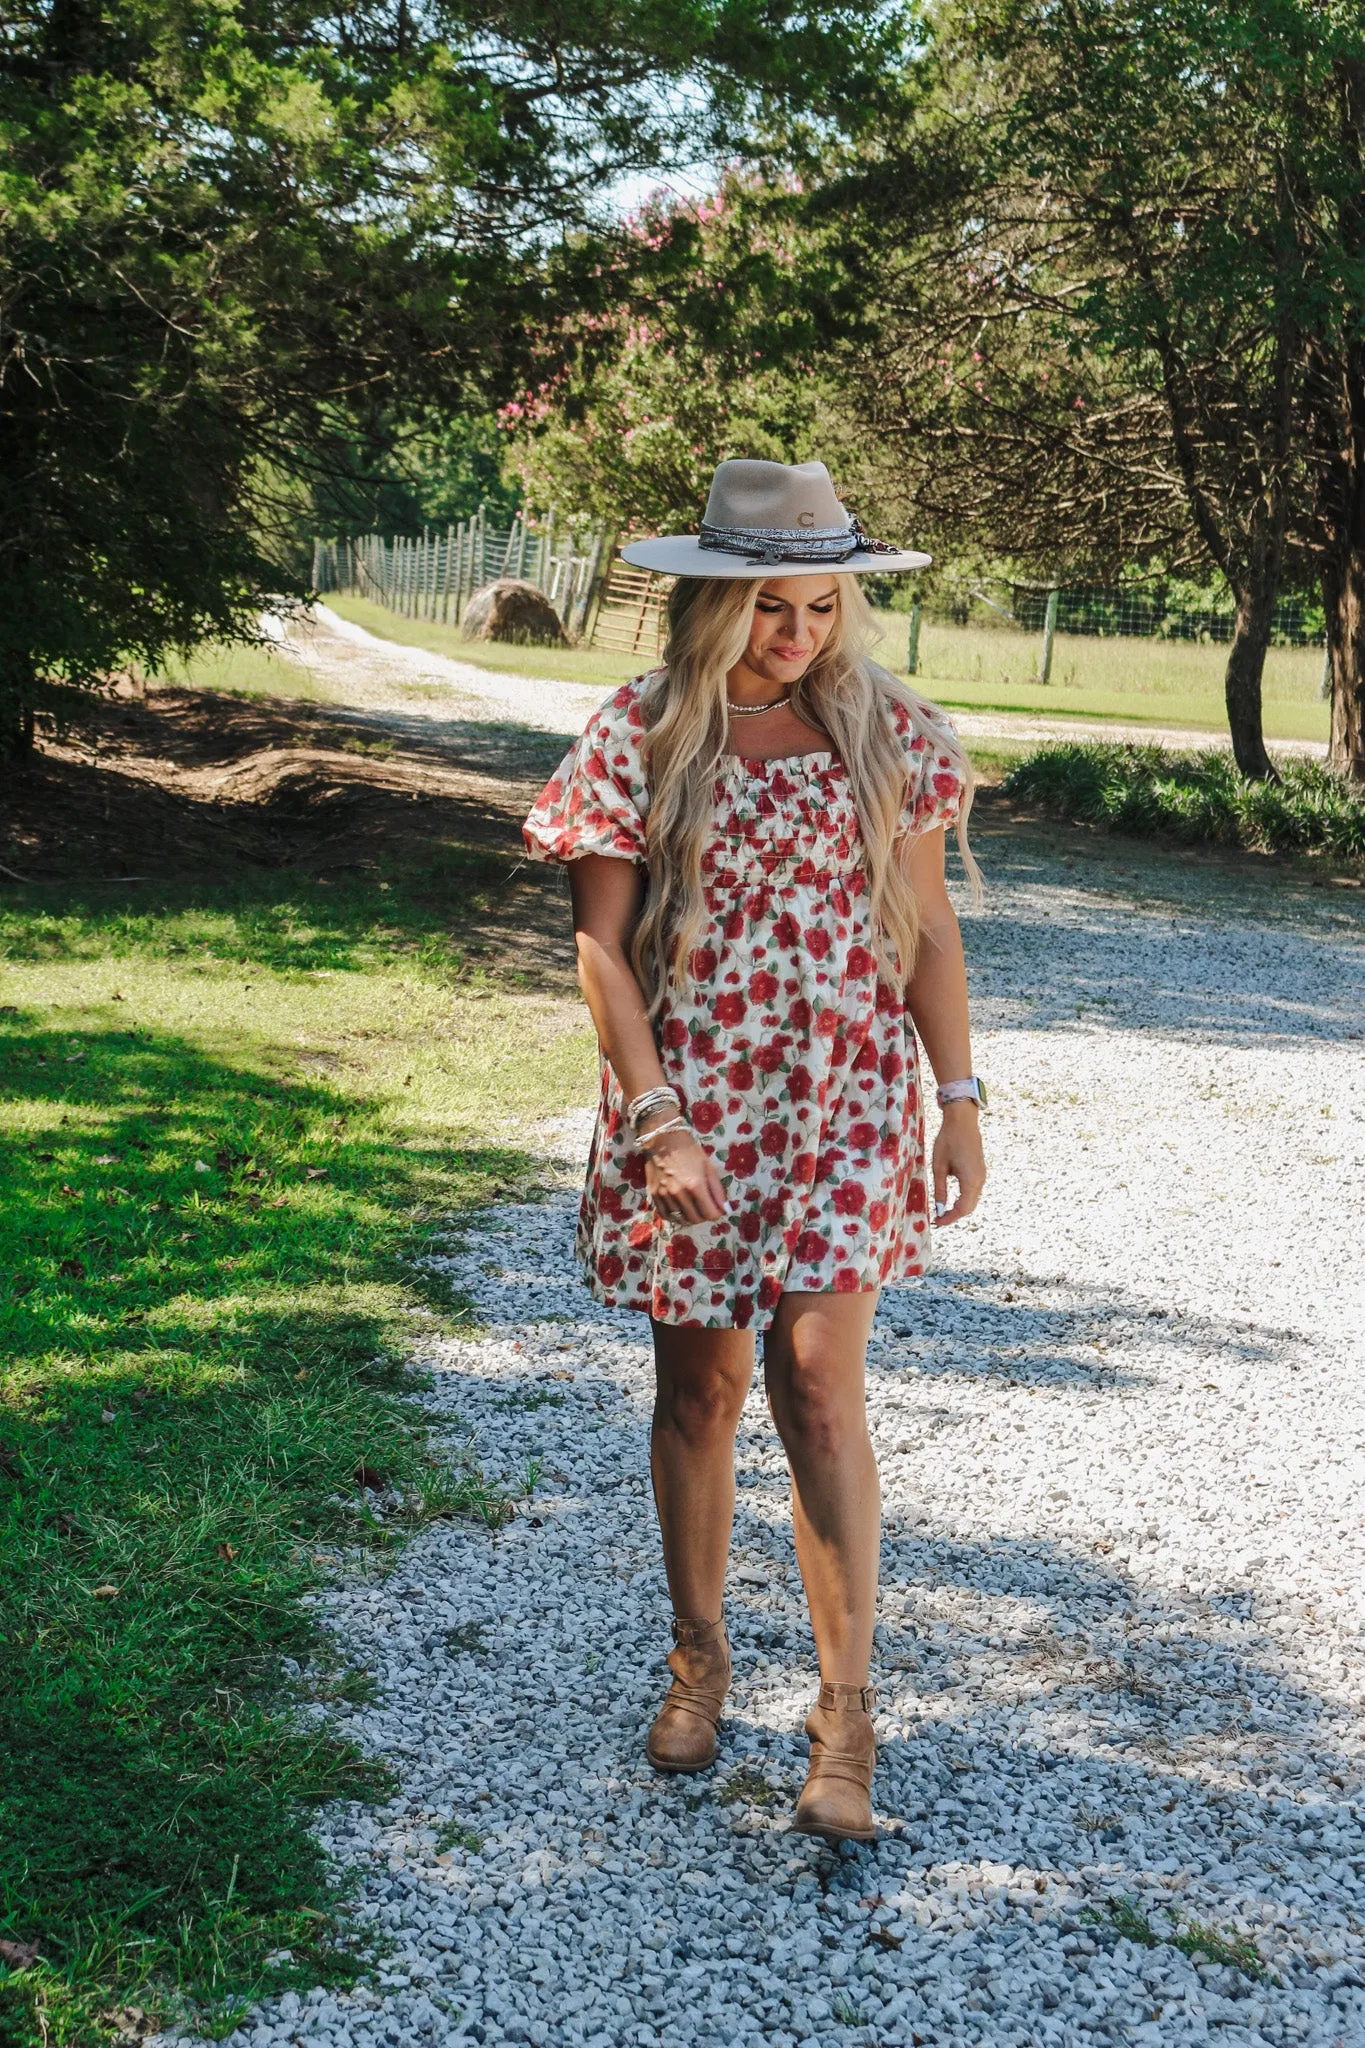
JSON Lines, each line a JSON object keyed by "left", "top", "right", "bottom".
{"left": 1039, "top": 587, "right": 1059, "bottom": 684}
{"left": 906, "top": 600, "right": 922, "bottom": 677}
{"left": 578, "top": 529, "right": 610, "bottom": 644}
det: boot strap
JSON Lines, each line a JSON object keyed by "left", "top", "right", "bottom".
{"left": 807, "top": 1748, "right": 874, "bottom": 1789}
{"left": 658, "top": 1678, "right": 725, "bottom": 1729}
{"left": 672, "top": 1615, "right": 726, "bottom": 1649}
{"left": 816, "top": 1681, "right": 876, "bottom": 1714}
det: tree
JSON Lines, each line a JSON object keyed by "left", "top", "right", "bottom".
{"left": 503, "top": 180, "right": 862, "bottom": 532}
{"left": 824, "top": 0, "right": 1347, "bottom": 779}
{"left": 0, "top": 0, "right": 900, "bottom": 752}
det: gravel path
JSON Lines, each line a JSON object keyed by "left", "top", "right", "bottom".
{"left": 284, "top": 607, "right": 1328, "bottom": 760}
{"left": 204, "top": 822, "right": 1365, "bottom": 2048}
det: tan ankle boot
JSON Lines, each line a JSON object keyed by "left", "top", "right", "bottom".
{"left": 792, "top": 1681, "right": 877, "bottom": 1843}
{"left": 645, "top": 1616, "right": 730, "bottom": 1773}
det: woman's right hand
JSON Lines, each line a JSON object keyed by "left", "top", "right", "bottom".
{"left": 643, "top": 1126, "right": 729, "bottom": 1224}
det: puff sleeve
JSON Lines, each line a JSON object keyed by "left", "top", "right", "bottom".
{"left": 892, "top": 695, "right": 966, "bottom": 835}
{"left": 522, "top": 682, "right": 651, "bottom": 866}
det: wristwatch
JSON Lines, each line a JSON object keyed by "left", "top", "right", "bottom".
{"left": 937, "top": 1077, "right": 988, "bottom": 1109}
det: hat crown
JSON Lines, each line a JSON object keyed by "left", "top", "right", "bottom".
{"left": 702, "top": 459, "right": 850, "bottom": 536}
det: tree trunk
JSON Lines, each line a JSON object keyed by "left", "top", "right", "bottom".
{"left": 1223, "top": 584, "right": 1277, "bottom": 781}
{"left": 0, "top": 698, "right": 36, "bottom": 761}
{"left": 1324, "top": 549, "right": 1365, "bottom": 782}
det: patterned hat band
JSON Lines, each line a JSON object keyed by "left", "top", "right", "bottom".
{"left": 698, "top": 515, "right": 901, "bottom": 566}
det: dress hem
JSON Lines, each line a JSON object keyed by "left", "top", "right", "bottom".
{"left": 582, "top": 1264, "right": 927, "bottom": 1332}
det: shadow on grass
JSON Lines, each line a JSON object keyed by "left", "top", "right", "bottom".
{"left": 0, "top": 1010, "right": 536, "bottom": 2046}
{"left": 0, "top": 856, "right": 502, "bottom": 978}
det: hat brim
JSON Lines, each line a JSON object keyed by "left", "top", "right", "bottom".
{"left": 620, "top": 537, "right": 931, "bottom": 578}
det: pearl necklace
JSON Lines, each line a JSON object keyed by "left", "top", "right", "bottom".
{"left": 725, "top": 691, "right": 791, "bottom": 717}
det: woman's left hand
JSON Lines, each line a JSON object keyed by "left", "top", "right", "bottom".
{"left": 932, "top": 1102, "right": 987, "bottom": 1226}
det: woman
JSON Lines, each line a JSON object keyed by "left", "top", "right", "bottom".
{"left": 523, "top": 460, "right": 986, "bottom": 1844}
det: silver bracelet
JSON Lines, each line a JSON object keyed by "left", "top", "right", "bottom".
{"left": 637, "top": 1115, "right": 690, "bottom": 1149}
{"left": 627, "top": 1085, "right": 681, "bottom": 1132}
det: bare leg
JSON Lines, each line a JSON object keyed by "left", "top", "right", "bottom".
{"left": 650, "top": 1321, "right": 755, "bottom": 1621}
{"left": 764, "top": 1291, "right": 881, "bottom": 1685}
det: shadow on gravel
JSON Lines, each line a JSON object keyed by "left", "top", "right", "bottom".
{"left": 959, "top": 879, "right": 1363, "bottom": 1044}
{"left": 706, "top": 1531, "right": 1362, "bottom": 1930}
{"left": 870, "top": 1272, "right": 1307, "bottom": 1390}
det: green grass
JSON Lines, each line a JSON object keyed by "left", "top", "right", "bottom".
{"left": 158, "top": 639, "right": 338, "bottom": 704}
{"left": 1091, "top": 1896, "right": 1273, "bottom": 1982}
{"left": 887, "top": 619, "right": 1327, "bottom": 742}
{"left": 0, "top": 863, "right": 595, "bottom": 2046}
{"left": 1003, "top": 741, "right": 1365, "bottom": 857}
{"left": 323, "top": 592, "right": 1328, "bottom": 740}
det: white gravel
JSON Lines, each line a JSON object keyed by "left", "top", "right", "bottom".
{"left": 298, "top": 605, "right": 608, "bottom": 735}
{"left": 199, "top": 827, "right": 1364, "bottom": 2047}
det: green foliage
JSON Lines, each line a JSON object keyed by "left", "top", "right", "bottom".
{"left": 504, "top": 174, "right": 873, "bottom": 534}
{"left": 0, "top": 0, "right": 899, "bottom": 750}
{"left": 1004, "top": 742, "right": 1365, "bottom": 857}
{"left": 827, "top": 0, "right": 1365, "bottom": 773}
{"left": 1090, "top": 1895, "right": 1272, "bottom": 1981}
{"left": 0, "top": 860, "right": 590, "bottom": 2044}
{"left": 306, "top": 412, "right": 522, "bottom": 544}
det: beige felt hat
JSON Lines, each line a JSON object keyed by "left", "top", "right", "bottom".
{"left": 620, "top": 459, "right": 931, "bottom": 579}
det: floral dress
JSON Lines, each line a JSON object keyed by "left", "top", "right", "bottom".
{"left": 522, "top": 674, "right": 965, "bottom": 1331}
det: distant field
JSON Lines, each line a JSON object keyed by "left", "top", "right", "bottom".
{"left": 872, "top": 615, "right": 1328, "bottom": 743}
{"left": 169, "top": 596, "right": 1329, "bottom": 745}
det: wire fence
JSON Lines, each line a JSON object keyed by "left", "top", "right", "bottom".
{"left": 312, "top": 510, "right": 610, "bottom": 639}
{"left": 908, "top": 580, "right": 1329, "bottom": 695}
{"left": 312, "top": 521, "right": 1329, "bottom": 699}
{"left": 1008, "top": 582, "right": 1323, "bottom": 648}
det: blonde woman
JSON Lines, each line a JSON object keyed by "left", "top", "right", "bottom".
{"left": 523, "top": 460, "right": 986, "bottom": 1844}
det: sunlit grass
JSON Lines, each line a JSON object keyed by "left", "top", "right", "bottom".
{"left": 877, "top": 618, "right": 1327, "bottom": 742}
{"left": 159, "top": 637, "right": 336, "bottom": 703}
{"left": 0, "top": 866, "right": 595, "bottom": 2046}
{"left": 318, "top": 593, "right": 1329, "bottom": 741}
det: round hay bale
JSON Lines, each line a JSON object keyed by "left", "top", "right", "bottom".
{"left": 460, "top": 579, "right": 568, "bottom": 647}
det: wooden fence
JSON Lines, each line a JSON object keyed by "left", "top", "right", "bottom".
{"left": 589, "top": 559, "right": 670, "bottom": 658}
{"left": 313, "top": 513, "right": 678, "bottom": 654}
{"left": 312, "top": 510, "right": 610, "bottom": 639}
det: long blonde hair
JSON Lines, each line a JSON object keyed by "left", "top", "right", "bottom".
{"left": 631, "top": 575, "right": 978, "bottom": 1009}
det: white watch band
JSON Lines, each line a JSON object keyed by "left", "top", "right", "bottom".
{"left": 937, "top": 1077, "right": 987, "bottom": 1108}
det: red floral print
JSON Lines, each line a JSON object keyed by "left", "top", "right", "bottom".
{"left": 523, "top": 676, "right": 965, "bottom": 1329}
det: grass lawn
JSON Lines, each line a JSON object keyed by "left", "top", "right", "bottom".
{"left": 323, "top": 592, "right": 1328, "bottom": 742}
{"left": 0, "top": 855, "right": 594, "bottom": 2046}
{"left": 159, "top": 639, "right": 342, "bottom": 702}
{"left": 883, "top": 619, "right": 1328, "bottom": 743}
